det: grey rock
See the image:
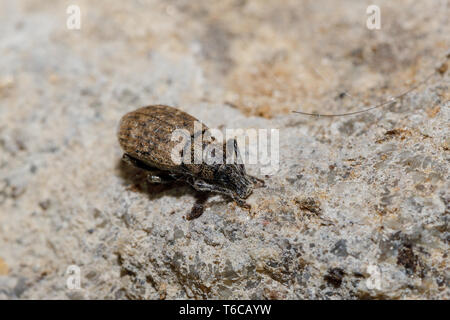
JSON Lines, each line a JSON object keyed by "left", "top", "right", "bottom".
{"left": 0, "top": 0, "right": 448, "bottom": 300}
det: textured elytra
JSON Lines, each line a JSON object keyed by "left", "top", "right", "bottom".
{"left": 118, "top": 105, "right": 207, "bottom": 171}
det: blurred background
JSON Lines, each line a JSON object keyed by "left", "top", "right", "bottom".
{"left": 1, "top": 0, "right": 448, "bottom": 118}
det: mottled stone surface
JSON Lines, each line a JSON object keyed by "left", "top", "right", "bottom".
{"left": 0, "top": 0, "right": 448, "bottom": 299}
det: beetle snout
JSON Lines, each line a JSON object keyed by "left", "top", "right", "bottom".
{"left": 234, "top": 176, "right": 253, "bottom": 199}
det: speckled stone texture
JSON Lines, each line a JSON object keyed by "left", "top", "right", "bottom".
{"left": 0, "top": 0, "right": 448, "bottom": 299}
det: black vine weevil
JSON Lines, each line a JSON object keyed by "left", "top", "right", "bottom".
{"left": 117, "top": 105, "right": 264, "bottom": 216}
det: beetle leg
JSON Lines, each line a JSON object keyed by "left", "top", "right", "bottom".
{"left": 189, "top": 179, "right": 250, "bottom": 209}
{"left": 146, "top": 173, "right": 174, "bottom": 184}
{"left": 247, "top": 174, "right": 265, "bottom": 188}
{"left": 144, "top": 169, "right": 177, "bottom": 184}
{"left": 186, "top": 192, "right": 210, "bottom": 220}
{"left": 189, "top": 178, "right": 229, "bottom": 194}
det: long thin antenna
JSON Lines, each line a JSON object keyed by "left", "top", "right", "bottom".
{"left": 293, "top": 47, "right": 449, "bottom": 117}
{"left": 292, "top": 72, "right": 439, "bottom": 117}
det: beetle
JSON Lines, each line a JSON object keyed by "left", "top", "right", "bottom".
{"left": 117, "top": 105, "right": 264, "bottom": 212}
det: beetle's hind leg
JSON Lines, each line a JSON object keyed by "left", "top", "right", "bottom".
{"left": 122, "top": 153, "right": 174, "bottom": 184}
{"left": 188, "top": 178, "right": 250, "bottom": 209}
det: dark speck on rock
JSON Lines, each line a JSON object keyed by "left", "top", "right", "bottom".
{"left": 173, "top": 226, "right": 184, "bottom": 240}
{"left": 324, "top": 268, "right": 345, "bottom": 288}
{"left": 397, "top": 243, "right": 418, "bottom": 275}
{"left": 39, "top": 199, "right": 51, "bottom": 210}
{"left": 338, "top": 120, "right": 355, "bottom": 136}
{"left": 295, "top": 197, "right": 322, "bottom": 215}
{"left": 13, "top": 277, "right": 28, "bottom": 297}
{"left": 331, "top": 240, "right": 348, "bottom": 257}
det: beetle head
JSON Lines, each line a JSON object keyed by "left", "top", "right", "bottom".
{"left": 215, "top": 138, "right": 253, "bottom": 199}
{"left": 215, "top": 163, "right": 253, "bottom": 199}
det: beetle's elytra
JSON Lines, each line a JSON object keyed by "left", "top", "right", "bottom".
{"left": 117, "top": 105, "right": 264, "bottom": 212}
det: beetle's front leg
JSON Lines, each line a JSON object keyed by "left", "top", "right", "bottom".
{"left": 188, "top": 179, "right": 250, "bottom": 209}
{"left": 247, "top": 174, "right": 265, "bottom": 188}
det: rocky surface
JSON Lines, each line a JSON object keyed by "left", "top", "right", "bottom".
{"left": 0, "top": 0, "right": 448, "bottom": 299}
